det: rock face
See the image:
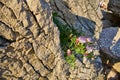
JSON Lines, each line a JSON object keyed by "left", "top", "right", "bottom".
{"left": 51, "top": 0, "right": 103, "bottom": 39}
{"left": 99, "top": 27, "right": 120, "bottom": 60}
{"left": 0, "top": 0, "right": 104, "bottom": 80}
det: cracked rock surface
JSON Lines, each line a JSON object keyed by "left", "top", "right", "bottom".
{"left": 51, "top": 0, "right": 103, "bottom": 39}
{"left": 0, "top": 0, "right": 104, "bottom": 80}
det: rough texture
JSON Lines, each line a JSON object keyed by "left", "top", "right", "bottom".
{"left": 108, "top": 0, "right": 120, "bottom": 17}
{"left": 113, "top": 62, "right": 120, "bottom": 73}
{"left": 0, "top": 0, "right": 104, "bottom": 80}
{"left": 51, "top": 0, "right": 103, "bottom": 39}
{"left": 99, "top": 27, "right": 120, "bottom": 60}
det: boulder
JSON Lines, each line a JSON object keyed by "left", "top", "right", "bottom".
{"left": 99, "top": 27, "right": 120, "bottom": 60}
{"left": 108, "top": 0, "right": 120, "bottom": 17}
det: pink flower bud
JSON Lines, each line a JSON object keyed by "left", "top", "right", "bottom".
{"left": 84, "top": 52, "right": 89, "bottom": 56}
{"left": 99, "top": 1, "right": 107, "bottom": 9}
{"left": 67, "top": 49, "right": 71, "bottom": 55}
{"left": 76, "top": 38, "right": 79, "bottom": 44}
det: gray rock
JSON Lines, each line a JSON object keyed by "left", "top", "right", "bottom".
{"left": 51, "top": 0, "right": 103, "bottom": 38}
{"left": 108, "top": 0, "right": 120, "bottom": 17}
{"left": 99, "top": 27, "right": 120, "bottom": 60}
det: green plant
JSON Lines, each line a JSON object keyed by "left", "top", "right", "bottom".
{"left": 53, "top": 12, "right": 94, "bottom": 67}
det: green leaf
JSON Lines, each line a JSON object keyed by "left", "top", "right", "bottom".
{"left": 71, "top": 36, "right": 76, "bottom": 42}
{"left": 70, "top": 54, "right": 75, "bottom": 58}
{"left": 75, "top": 48, "right": 81, "bottom": 54}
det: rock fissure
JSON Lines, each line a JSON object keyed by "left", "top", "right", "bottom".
{"left": 2, "top": 0, "right": 120, "bottom": 79}
{"left": 26, "top": 60, "right": 41, "bottom": 76}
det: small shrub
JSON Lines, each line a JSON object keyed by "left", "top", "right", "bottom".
{"left": 65, "top": 35, "right": 94, "bottom": 67}
{"left": 53, "top": 12, "right": 94, "bottom": 67}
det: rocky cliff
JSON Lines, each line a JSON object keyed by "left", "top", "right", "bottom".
{"left": 1, "top": 0, "right": 119, "bottom": 80}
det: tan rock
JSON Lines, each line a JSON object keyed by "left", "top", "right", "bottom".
{"left": 107, "top": 69, "right": 118, "bottom": 80}
{"left": 0, "top": 0, "right": 104, "bottom": 80}
{"left": 113, "top": 62, "right": 120, "bottom": 73}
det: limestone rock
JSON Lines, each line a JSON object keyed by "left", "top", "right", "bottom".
{"left": 0, "top": 0, "right": 104, "bottom": 80}
{"left": 51, "top": 0, "right": 103, "bottom": 39}
{"left": 99, "top": 27, "right": 120, "bottom": 60}
{"left": 107, "top": 69, "right": 118, "bottom": 80}
{"left": 113, "top": 62, "right": 120, "bottom": 73}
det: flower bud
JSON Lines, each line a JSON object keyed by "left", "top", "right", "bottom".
{"left": 84, "top": 52, "right": 89, "bottom": 56}
{"left": 67, "top": 49, "right": 71, "bottom": 55}
{"left": 76, "top": 38, "right": 79, "bottom": 44}
{"left": 99, "top": 1, "right": 107, "bottom": 9}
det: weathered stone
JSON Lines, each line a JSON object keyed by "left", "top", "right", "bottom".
{"left": 107, "top": 69, "right": 118, "bottom": 80}
{"left": 0, "top": 0, "right": 104, "bottom": 80}
{"left": 51, "top": 0, "right": 103, "bottom": 39}
{"left": 113, "top": 62, "right": 120, "bottom": 73}
{"left": 99, "top": 27, "right": 120, "bottom": 60}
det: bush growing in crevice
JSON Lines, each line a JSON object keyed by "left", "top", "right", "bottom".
{"left": 53, "top": 12, "right": 94, "bottom": 67}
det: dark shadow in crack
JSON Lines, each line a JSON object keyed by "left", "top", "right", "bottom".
{"left": 101, "top": 10, "right": 120, "bottom": 28}
{"left": 0, "top": 36, "right": 13, "bottom": 47}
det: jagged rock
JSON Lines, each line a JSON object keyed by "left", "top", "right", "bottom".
{"left": 0, "top": 0, "right": 104, "bottom": 80}
{"left": 51, "top": 0, "right": 103, "bottom": 39}
{"left": 99, "top": 27, "right": 120, "bottom": 60}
